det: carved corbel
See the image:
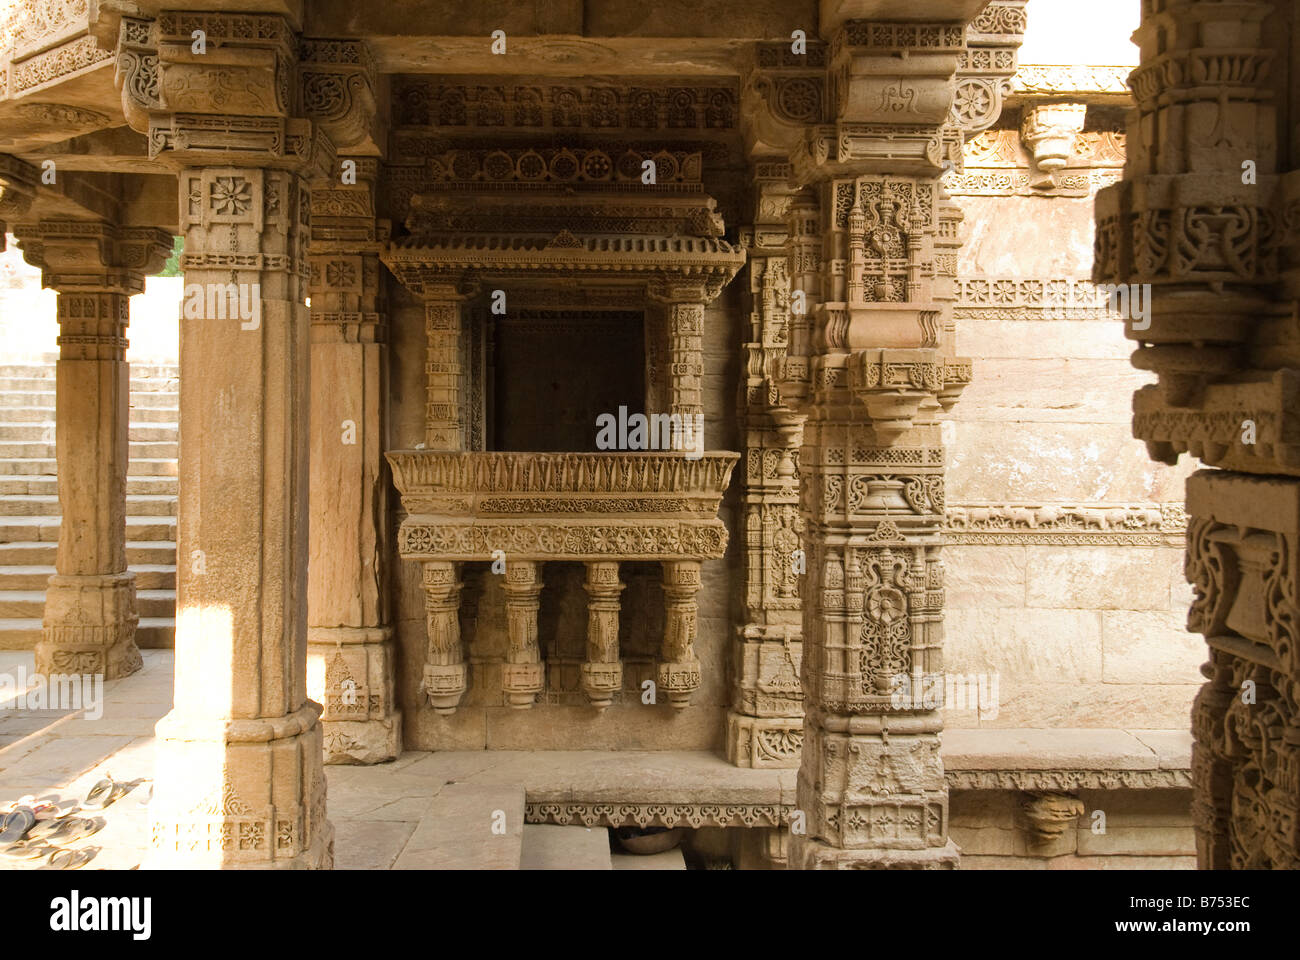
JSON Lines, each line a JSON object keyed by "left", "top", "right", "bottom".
{"left": 299, "top": 39, "right": 382, "bottom": 155}
{"left": 951, "top": 0, "right": 1027, "bottom": 135}
{"left": 0, "top": 156, "right": 39, "bottom": 244}
{"left": 742, "top": 42, "right": 828, "bottom": 158}
{"left": 1019, "top": 792, "right": 1085, "bottom": 850}
{"left": 113, "top": 17, "right": 159, "bottom": 135}
{"left": 1021, "top": 102, "right": 1088, "bottom": 187}
{"left": 113, "top": 12, "right": 337, "bottom": 180}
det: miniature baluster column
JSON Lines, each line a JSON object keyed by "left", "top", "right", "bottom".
{"left": 582, "top": 561, "right": 624, "bottom": 710}
{"left": 659, "top": 560, "right": 703, "bottom": 709}
{"left": 112, "top": 11, "right": 336, "bottom": 867}
{"left": 306, "top": 156, "right": 401, "bottom": 763}
{"left": 14, "top": 222, "right": 171, "bottom": 679}
{"left": 502, "top": 560, "right": 544, "bottom": 708}
{"left": 414, "top": 281, "right": 477, "bottom": 713}
{"left": 421, "top": 561, "right": 465, "bottom": 715}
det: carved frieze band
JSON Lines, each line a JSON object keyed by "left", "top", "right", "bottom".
{"left": 952, "top": 276, "right": 1127, "bottom": 320}
{"left": 946, "top": 501, "right": 1187, "bottom": 545}
{"left": 525, "top": 765, "right": 1192, "bottom": 828}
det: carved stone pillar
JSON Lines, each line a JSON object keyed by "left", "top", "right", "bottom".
{"left": 582, "top": 561, "right": 624, "bottom": 711}
{"left": 502, "top": 560, "right": 544, "bottom": 708}
{"left": 1095, "top": 0, "right": 1297, "bottom": 870}
{"left": 745, "top": 9, "right": 1011, "bottom": 869}
{"left": 420, "top": 560, "right": 466, "bottom": 715}
{"left": 659, "top": 559, "right": 702, "bottom": 709}
{"left": 306, "top": 157, "right": 400, "bottom": 764}
{"left": 14, "top": 222, "right": 171, "bottom": 679}
{"left": 114, "top": 11, "right": 336, "bottom": 868}
{"left": 729, "top": 165, "right": 807, "bottom": 768}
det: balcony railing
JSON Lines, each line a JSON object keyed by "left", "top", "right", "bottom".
{"left": 387, "top": 450, "right": 738, "bottom": 713}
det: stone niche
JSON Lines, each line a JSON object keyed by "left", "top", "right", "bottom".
{"left": 380, "top": 140, "right": 747, "bottom": 750}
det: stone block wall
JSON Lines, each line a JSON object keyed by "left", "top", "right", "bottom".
{"left": 942, "top": 178, "right": 1202, "bottom": 731}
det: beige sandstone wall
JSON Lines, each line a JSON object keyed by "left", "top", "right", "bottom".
{"left": 944, "top": 188, "right": 1203, "bottom": 730}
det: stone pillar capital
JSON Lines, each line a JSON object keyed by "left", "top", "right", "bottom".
{"left": 12, "top": 221, "right": 172, "bottom": 295}
{"left": 0, "top": 155, "right": 39, "bottom": 242}
{"left": 743, "top": 5, "right": 1025, "bottom": 183}
{"left": 114, "top": 13, "right": 338, "bottom": 180}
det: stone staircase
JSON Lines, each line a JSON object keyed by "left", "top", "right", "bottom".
{"left": 0, "top": 357, "right": 178, "bottom": 650}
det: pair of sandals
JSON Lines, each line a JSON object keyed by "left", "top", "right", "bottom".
{"left": 0, "top": 807, "right": 103, "bottom": 869}
{"left": 83, "top": 775, "right": 150, "bottom": 810}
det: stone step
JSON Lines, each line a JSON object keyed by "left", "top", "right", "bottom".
{"left": 0, "top": 375, "right": 174, "bottom": 391}
{"left": 0, "top": 407, "right": 55, "bottom": 422}
{"left": 0, "top": 494, "right": 177, "bottom": 517}
{"left": 0, "top": 391, "right": 55, "bottom": 407}
{"left": 519, "top": 824, "right": 613, "bottom": 870}
{"left": 0, "top": 588, "right": 174, "bottom": 619}
{"left": 0, "top": 540, "right": 176, "bottom": 565}
{"left": 393, "top": 783, "right": 526, "bottom": 870}
{"left": 0, "top": 422, "right": 178, "bottom": 441}
{"left": 0, "top": 475, "right": 178, "bottom": 496}
{"left": 0, "top": 422, "right": 54, "bottom": 441}
{"left": 0, "top": 362, "right": 179, "bottom": 380}
{"left": 0, "top": 457, "right": 179, "bottom": 476}
{"left": 0, "top": 615, "right": 174, "bottom": 650}
{"left": 127, "top": 406, "right": 180, "bottom": 422}
{"left": 128, "top": 423, "right": 179, "bottom": 442}
{"left": 611, "top": 848, "right": 688, "bottom": 870}
{"left": 127, "top": 393, "right": 179, "bottom": 409}
{"left": 128, "top": 459, "right": 179, "bottom": 477}
{"left": 0, "top": 515, "right": 176, "bottom": 543}
{"left": 0, "top": 564, "right": 175, "bottom": 590}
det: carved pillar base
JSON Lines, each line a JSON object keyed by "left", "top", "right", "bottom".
{"left": 148, "top": 706, "right": 333, "bottom": 869}
{"left": 790, "top": 838, "right": 959, "bottom": 870}
{"left": 421, "top": 561, "right": 466, "bottom": 715}
{"left": 1185, "top": 470, "right": 1300, "bottom": 870}
{"left": 790, "top": 713, "right": 953, "bottom": 869}
{"left": 658, "top": 560, "right": 702, "bottom": 709}
{"left": 582, "top": 561, "right": 624, "bottom": 711}
{"left": 39, "top": 573, "right": 142, "bottom": 678}
{"left": 308, "top": 627, "right": 401, "bottom": 764}
{"left": 502, "top": 560, "right": 544, "bottom": 708}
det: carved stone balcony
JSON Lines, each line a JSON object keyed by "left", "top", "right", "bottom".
{"left": 387, "top": 450, "right": 739, "bottom": 714}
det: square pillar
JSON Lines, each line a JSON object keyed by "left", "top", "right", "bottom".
{"left": 14, "top": 222, "right": 171, "bottom": 679}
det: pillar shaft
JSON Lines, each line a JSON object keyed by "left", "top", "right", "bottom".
{"left": 307, "top": 160, "right": 400, "bottom": 764}
{"left": 658, "top": 559, "right": 702, "bottom": 709}
{"left": 582, "top": 561, "right": 625, "bottom": 710}
{"left": 421, "top": 560, "right": 466, "bottom": 715}
{"left": 502, "top": 560, "right": 544, "bottom": 708}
